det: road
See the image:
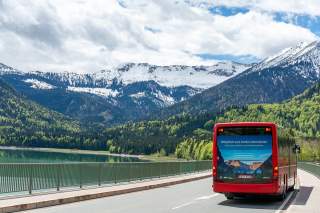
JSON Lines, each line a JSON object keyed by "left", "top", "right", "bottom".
{"left": 22, "top": 169, "right": 320, "bottom": 213}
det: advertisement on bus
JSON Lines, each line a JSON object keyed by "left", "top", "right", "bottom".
{"left": 217, "top": 135, "right": 273, "bottom": 181}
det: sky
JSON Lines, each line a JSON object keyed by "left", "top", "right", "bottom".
{"left": 0, "top": 0, "right": 319, "bottom": 73}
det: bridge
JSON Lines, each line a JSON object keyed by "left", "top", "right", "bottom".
{"left": 0, "top": 161, "right": 319, "bottom": 212}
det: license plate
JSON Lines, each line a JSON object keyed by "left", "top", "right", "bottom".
{"left": 238, "top": 175, "right": 253, "bottom": 179}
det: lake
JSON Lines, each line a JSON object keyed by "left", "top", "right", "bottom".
{"left": 0, "top": 147, "right": 142, "bottom": 163}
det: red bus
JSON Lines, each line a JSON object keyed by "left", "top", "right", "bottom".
{"left": 212, "top": 122, "right": 299, "bottom": 200}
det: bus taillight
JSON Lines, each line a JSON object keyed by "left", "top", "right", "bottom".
{"left": 273, "top": 166, "right": 279, "bottom": 177}
{"left": 213, "top": 166, "right": 216, "bottom": 177}
{"left": 218, "top": 128, "right": 224, "bottom": 133}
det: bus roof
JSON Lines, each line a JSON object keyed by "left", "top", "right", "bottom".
{"left": 214, "top": 122, "right": 277, "bottom": 128}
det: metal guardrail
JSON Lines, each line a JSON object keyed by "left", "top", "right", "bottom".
{"left": 0, "top": 161, "right": 212, "bottom": 195}
{"left": 298, "top": 161, "right": 320, "bottom": 178}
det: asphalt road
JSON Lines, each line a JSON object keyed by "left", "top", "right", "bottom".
{"left": 22, "top": 169, "right": 319, "bottom": 213}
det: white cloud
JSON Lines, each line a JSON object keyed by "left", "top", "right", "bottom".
{"left": 0, "top": 0, "right": 318, "bottom": 73}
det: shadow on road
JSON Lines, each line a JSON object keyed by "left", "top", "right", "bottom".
{"left": 293, "top": 186, "right": 313, "bottom": 205}
{"left": 218, "top": 191, "right": 297, "bottom": 210}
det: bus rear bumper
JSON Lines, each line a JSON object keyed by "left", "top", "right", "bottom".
{"left": 213, "top": 182, "right": 280, "bottom": 195}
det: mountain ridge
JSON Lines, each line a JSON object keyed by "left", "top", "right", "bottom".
{"left": 0, "top": 61, "right": 250, "bottom": 125}
{"left": 1, "top": 40, "right": 319, "bottom": 126}
{"left": 155, "top": 40, "right": 320, "bottom": 119}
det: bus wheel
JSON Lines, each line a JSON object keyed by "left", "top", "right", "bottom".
{"left": 288, "top": 185, "right": 295, "bottom": 192}
{"left": 225, "top": 193, "right": 234, "bottom": 200}
{"left": 277, "top": 189, "right": 287, "bottom": 201}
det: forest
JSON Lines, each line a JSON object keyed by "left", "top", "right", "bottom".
{"left": 104, "top": 82, "right": 320, "bottom": 161}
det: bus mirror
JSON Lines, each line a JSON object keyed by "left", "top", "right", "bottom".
{"left": 294, "top": 144, "right": 301, "bottom": 154}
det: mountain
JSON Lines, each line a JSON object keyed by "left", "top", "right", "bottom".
{"left": 103, "top": 81, "right": 320, "bottom": 156}
{"left": 96, "top": 62, "right": 251, "bottom": 89}
{"left": 0, "top": 78, "right": 103, "bottom": 149}
{"left": 0, "top": 62, "right": 250, "bottom": 125}
{"left": 157, "top": 41, "right": 320, "bottom": 118}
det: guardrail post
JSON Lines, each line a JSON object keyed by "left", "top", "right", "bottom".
{"left": 98, "top": 163, "right": 102, "bottom": 186}
{"left": 128, "top": 163, "right": 132, "bottom": 182}
{"left": 140, "top": 163, "right": 143, "bottom": 181}
{"left": 28, "top": 165, "right": 33, "bottom": 194}
{"left": 79, "top": 164, "right": 83, "bottom": 189}
{"left": 114, "top": 164, "right": 117, "bottom": 184}
{"left": 57, "top": 164, "right": 61, "bottom": 191}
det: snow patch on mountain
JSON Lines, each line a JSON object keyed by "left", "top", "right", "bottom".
{"left": 98, "top": 62, "right": 251, "bottom": 89}
{"left": 67, "top": 86, "right": 119, "bottom": 97}
{"left": 130, "top": 92, "right": 146, "bottom": 98}
{"left": 252, "top": 41, "right": 320, "bottom": 73}
{"left": 0, "top": 63, "right": 21, "bottom": 75}
{"left": 1, "top": 60, "right": 251, "bottom": 90}
{"left": 154, "top": 91, "right": 176, "bottom": 106}
{"left": 24, "top": 79, "right": 56, "bottom": 90}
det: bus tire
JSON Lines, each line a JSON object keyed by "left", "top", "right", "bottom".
{"left": 225, "top": 193, "right": 234, "bottom": 200}
{"left": 277, "top": 189, "right": 287, "bottom": 201}
{"left": 288, "top": 185, "right": 294, "bottom": 192}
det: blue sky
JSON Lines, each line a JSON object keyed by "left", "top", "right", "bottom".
{"left": 197, "top": 53, "right": 260, "bottom": 64}
{"left": 0, "top": 0, "right": 319, "bottom": 72}
{"left": 274, "top": 13, "right": 320, "bottom": 36}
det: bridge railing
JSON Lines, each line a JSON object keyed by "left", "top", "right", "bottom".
{"left": 0, "top": 161, "right": 212, "bottom": 195}
{"left": 298, "top": 161, "right": 320, "bottom": 178}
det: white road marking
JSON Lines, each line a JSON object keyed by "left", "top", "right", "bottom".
{"left": 172, "top": 193, "right": 219, "bottom": 210}
{"left": 172, "top": 201, "right": 195, "bottom": 210}
{"left": 195, "top": 193, "right": 219, "bottom": 200}
{"left": 275, "top": 191, "right": 295, "bottom": 213}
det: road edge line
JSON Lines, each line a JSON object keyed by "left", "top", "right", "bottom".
{"left": 274, "top": 190, "right": 296, "bottom": 213}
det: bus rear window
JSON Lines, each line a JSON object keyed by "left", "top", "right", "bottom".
{"left": 217, "top": 126, "right": 272, "bottom": 136}
{"left": 216, "top": 126, "right": 273, "bottom": 183}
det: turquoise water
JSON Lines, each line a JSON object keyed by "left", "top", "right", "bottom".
{"left": 0, "top": 147, "right": 141, "bottom": 163}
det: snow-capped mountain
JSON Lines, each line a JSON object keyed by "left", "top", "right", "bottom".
{"left": 2, "top": 40, "right": 319, "bottom": 125}
{"left": 96, "top": 61, "right": 250, "bottom": 89}
{"left": 158, "top": 40, "right": 320, "bottom": 118}
{"left": 0, "top": 61, "right": 250, "bottom": 89}
{"left": 0, "top": 61, "right": 248, "bottom": 125}
{"left": 251, "top": 41, "right": 320, "bottom": 77}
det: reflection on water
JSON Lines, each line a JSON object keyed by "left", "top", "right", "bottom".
{"left": 0, "top": 148, "right": 142, "bottom": 163}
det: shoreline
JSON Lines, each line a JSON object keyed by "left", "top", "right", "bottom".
{"left": 0, "top": 146, "right": 181, "bottom": 162}
{"left": 0, "top": 146, "right": 143, "bottom": 159}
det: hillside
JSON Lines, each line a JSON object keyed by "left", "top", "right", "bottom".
{"left": 177, "top": 82, "right": 320, "bottom": 160}
{"left": 216, "top": 82, "right": 320, "bottom": 137}
{"left": 102, "top": 82, "right": 320, "bottom": 159}
{"left": 102, "top": 113, "right": 213, "bottom": 155}
{"left": 0, "top": 79, "right": 102, "bottom": 149}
